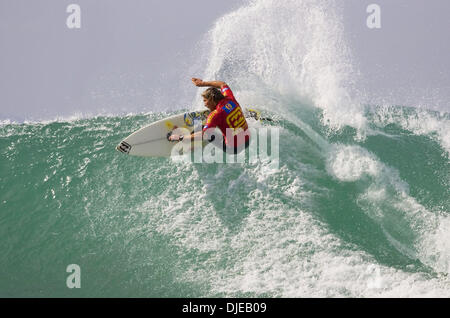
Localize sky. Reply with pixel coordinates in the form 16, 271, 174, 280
0, 0, 449, 121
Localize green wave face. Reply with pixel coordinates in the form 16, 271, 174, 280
0, 104, 449, 297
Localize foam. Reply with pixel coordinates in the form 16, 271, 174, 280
1, 110, 162, 127
0, 119, 16, 126
326, 145, 381, 182
201, 199, 449, 297
372, 105, 450, 156
136, 151, 449, 297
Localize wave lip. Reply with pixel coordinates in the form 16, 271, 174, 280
201, 0, 365, 137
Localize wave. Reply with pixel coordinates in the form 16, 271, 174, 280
1, 102, 449, 297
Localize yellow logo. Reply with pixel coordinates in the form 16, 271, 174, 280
226, 107, 247, 134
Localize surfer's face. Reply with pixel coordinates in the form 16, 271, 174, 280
203, 97, 216, 111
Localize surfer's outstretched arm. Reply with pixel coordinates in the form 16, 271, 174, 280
192, 78, 227, 89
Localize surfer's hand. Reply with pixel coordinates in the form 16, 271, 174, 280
191, 78, 204, 87
168, 134, 183, 142
168, 134, 178, 142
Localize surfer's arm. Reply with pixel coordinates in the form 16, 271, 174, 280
191, 78, 227, 89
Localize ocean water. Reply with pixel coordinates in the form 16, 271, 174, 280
1, 0, 449, 297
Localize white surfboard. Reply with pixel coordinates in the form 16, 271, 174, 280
116, 108, 263, 157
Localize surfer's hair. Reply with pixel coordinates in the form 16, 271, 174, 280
202, 88, 225, 103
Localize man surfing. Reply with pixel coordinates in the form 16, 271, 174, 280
168, 78, 250, 154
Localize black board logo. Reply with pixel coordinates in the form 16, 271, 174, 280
117, 141, 132, 154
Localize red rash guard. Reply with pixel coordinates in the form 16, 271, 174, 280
202, 85, 249, 147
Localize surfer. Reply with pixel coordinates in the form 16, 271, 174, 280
168, 78, 250, 154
